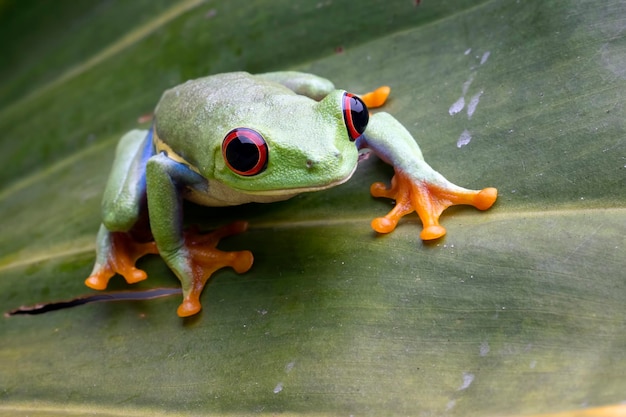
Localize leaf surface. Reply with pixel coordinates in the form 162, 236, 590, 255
1, 1, 625, 416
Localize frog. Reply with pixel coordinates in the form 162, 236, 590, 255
84, 71, 498, 318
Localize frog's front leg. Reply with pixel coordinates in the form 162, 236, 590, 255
359, 112, 497, 240
85, 130, 159, 290
146, 153, 253, 317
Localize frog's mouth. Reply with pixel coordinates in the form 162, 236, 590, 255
242, 162, 357, 197
186, 163, 357, 207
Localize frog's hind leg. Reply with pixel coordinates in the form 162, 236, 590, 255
85, 129, 158, 290
257, 71, 336, 100
359, 86, 391, 109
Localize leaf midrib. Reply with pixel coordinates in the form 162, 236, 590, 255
1, 206, 623, 273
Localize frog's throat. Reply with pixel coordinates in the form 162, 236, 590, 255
152, 129, 357, 197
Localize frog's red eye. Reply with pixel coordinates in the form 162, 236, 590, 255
342, 92, 369, 141
222, 128, 268, 176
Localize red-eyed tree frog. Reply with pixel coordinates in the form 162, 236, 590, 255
85, 71, 498, 317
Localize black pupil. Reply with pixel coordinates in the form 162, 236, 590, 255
226, 136, 260, 173
349, 96, 368, 135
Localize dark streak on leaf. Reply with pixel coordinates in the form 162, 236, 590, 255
5, 288, 181, 316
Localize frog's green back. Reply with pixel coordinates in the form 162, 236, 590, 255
154, 72, 287, 170
153, 72, 359, 194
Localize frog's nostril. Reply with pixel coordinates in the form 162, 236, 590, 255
306, 150, 342, 170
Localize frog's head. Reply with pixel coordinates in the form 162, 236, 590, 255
214, 90, 369, 196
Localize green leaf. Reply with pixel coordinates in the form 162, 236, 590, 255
1, 0, 625, 416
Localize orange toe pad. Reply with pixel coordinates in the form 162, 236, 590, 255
176, 222, 254, 317
360, 86, 391, 109
370, 170, 497, 240
85, 232, 158, 290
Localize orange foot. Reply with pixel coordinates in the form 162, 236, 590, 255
370, 170, 497, 240
85, 232, 158, 290
176, 221, 254, 317
360, 86, 391, 109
